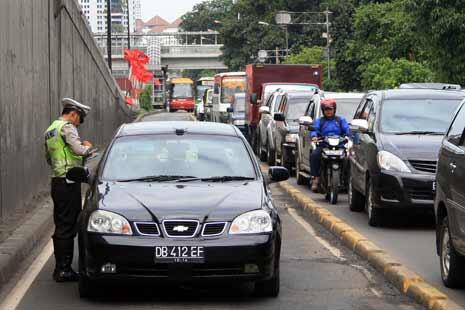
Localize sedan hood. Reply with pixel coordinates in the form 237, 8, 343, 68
379, 133, 443, 160
97, 181, 264, 222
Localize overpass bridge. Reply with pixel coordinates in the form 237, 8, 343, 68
94, 32, 227, 73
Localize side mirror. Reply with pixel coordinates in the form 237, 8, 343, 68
268, 166, 289, 183
227, 107, 234, 113
299, 116, 313, 126
66, 167, 90, 184
251, 93, 258, 105
350, 119, 369, 133
274, 112, 285, 122
259, 106, 270, 114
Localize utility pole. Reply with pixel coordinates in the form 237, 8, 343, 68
127, 0, 131, 50
325, 8, 331, 80
106, 0, 112, 71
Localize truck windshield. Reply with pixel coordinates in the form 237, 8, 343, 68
172, 84, 193, 99
233, 96, 246, 112
380, 99, 462, 134
221, 77, 246, 103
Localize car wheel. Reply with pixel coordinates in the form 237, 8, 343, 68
255, 261, 280, 297
170, 109, 177, 113
296, 155, 307, 185
349, 173, 365, 212
267, 144, 276, 166
366, 179, 381, 227
439, 216, 465, 288
282, 153, 293, 176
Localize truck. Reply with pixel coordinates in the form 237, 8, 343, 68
212, 72, 247, 123
244, 64, 323, 152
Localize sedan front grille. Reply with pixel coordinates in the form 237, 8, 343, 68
409, 160, 437, 174
202, 222, 227, 237
134, 222, 160, 236
408, 189, 434, 201
163, 220, 199, 238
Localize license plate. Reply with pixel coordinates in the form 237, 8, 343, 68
155, 246, 204, 263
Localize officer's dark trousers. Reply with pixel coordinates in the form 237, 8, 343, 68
310, 147, 323, 177
51, 178, 81, 268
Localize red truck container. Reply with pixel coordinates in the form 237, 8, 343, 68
245, 64, 323, 150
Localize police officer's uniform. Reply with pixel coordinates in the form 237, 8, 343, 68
44, 98, 91, 282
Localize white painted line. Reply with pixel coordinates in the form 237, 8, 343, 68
287, 207, 345, 261
0, 240, 53, 310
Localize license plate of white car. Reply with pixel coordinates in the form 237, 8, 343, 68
155, 246, 205, 263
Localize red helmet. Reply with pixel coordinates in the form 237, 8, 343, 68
321, 98, 337, 111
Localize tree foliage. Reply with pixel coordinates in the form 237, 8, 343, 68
139, 84, 153, 111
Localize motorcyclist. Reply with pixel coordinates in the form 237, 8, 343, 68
310, 98, 350, 192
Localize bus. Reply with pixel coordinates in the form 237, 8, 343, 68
212, 72, 247, 123
168, 78, 195, 113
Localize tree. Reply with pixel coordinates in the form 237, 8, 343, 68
408, 0, 465, 84
360, 58, 434, 90
181, 0, 233, 32
139, 84, 153, 111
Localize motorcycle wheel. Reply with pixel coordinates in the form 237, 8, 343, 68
329, 170, 339, 205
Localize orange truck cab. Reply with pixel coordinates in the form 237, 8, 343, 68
168, 78, 195, 112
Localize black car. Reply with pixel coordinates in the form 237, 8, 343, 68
349, 89, 465, 226
434, 99, 465, 288
67, 121, 289, 298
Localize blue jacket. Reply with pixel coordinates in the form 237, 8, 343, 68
310, 116, 350, 138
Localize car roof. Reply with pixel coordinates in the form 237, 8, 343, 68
283, 91, 315, 98
215, 72, 246, 77
323, 92, 365, 99
372, 89, 465, 100
263, 82, 318, 87
399, 83, 462, 90
117, 121, 240, 137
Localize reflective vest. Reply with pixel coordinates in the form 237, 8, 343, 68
44, 120, 83, 177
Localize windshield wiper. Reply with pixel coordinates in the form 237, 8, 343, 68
199, 176, 256, 182
394, 131, 444, 135
117, 175, 197, 182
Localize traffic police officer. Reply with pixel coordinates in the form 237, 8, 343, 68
44, 98, 92, 282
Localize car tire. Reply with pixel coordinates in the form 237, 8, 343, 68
439, 216, 465, 288
267, 144, 276, 166
255, 261, 280, 297
366, 179, 381, 227
170, 109, 177, 113
296, 155, 307, 185
282, 154, 293, 176
349, 173, 365, 212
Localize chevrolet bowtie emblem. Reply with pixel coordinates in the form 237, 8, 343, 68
173, 225, 189, 232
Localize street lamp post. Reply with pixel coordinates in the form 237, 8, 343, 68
127, 0, 131, 50
106, 0, 112, 71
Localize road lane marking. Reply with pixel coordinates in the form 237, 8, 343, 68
0, 240, 53, 310
287, 207, 345, 261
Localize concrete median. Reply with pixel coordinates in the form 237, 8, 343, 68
278, 180, 462, 310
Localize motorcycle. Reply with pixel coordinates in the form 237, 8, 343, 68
314, 136, 348, 204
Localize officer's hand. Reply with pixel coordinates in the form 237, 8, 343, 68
83, 141, 93, 148
312, 137, 319, 143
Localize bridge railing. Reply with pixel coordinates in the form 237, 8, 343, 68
161, 45, 223, 57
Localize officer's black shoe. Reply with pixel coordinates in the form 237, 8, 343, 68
53, 267, 79, 282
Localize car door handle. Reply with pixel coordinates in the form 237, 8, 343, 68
450, 162, 457, 172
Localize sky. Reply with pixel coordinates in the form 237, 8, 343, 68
139, 0, 204, 23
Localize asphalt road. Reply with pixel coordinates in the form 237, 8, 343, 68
285, 176, 465, 307
5, 112, 419, 309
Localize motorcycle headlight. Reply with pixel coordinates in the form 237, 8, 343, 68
229, 210, 272, 234
328, 137, 340, 146
87, 210, 133, 235
377, 151, 411, 173
285, 134, 298, 143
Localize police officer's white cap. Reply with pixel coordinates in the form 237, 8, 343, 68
61, 98, 91, 117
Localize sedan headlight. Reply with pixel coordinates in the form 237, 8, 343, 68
285, 134, 298, 143
229, 210, 272, 234
87, 210, 133, 235
377, 151, 411, 173
233, 119, 245, 126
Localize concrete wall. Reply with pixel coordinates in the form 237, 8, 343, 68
0, 0, 134, 221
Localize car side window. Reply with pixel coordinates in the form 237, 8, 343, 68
279, 98, 288, 113
359, 99, 374, 120
305, 102, 313, 117
266, 94, 274, 108
354, 97, 368, 119
367, 100, 377, 130
447, 104, 465, 146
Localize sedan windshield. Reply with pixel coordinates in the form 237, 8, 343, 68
335, 98, 362, 121
102, 135, 256, 182
287, 99, 311, 120
264, 84, 317, 103
380, 99, 462, 134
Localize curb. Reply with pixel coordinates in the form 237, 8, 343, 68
0, 202, 53, 292
278, 181, 462, 310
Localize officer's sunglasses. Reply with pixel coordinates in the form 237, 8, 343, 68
323, 107, 335, 111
